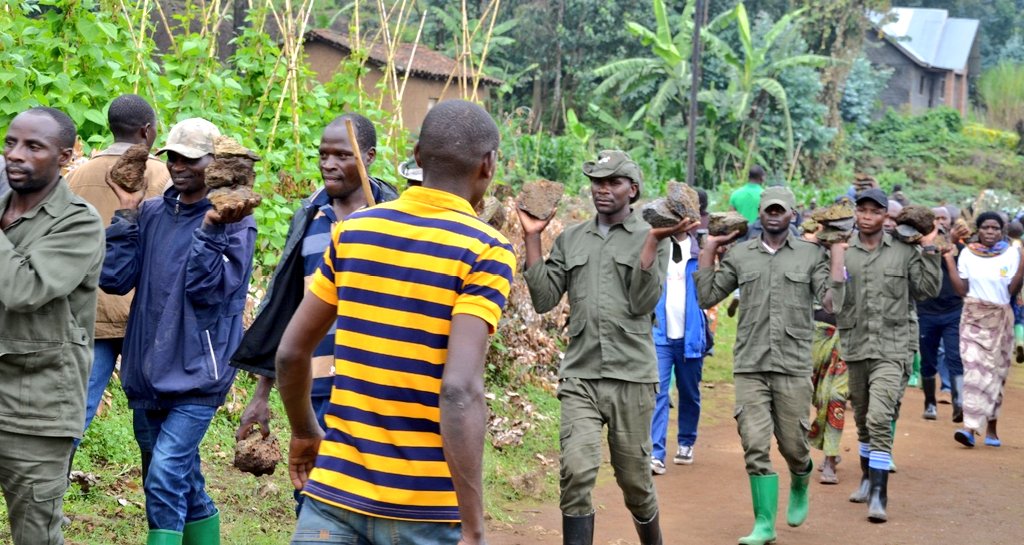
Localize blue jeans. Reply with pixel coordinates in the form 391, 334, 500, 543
133, 405, 218, 531
292, 496, 461, 544
75, 338, 123, 448
650, 338, 704, 461
919, 310, 964, 379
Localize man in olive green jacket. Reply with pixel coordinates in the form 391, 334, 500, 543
520, 150, 693, 545
838, 189, 941, 524
694, 187, 846, 545
0, 107, 105, 545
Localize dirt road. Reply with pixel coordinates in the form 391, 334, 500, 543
489, 370, 1024, 545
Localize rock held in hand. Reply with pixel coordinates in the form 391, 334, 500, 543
233, 433, 282, 477
107, 143, 150, 193
708, 211, 748, 238
208, 185, 262, 215
896, 205, 936, 237
816, 226, 852, 244
642, 198, 682, 228
811, 201, 854, 223
893, 223, 923, 244
665, 181, 701, 223
518, 180, 564, 220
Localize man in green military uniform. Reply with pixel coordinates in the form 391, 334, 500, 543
694, 187, 846, 545
838, 188, 941, 523
519, 150, 693, 545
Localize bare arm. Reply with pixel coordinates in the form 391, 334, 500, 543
276, 291, 336, 490
440, 314, 491, 545
945, 253, 968, 298
236, 374, 274, 440
1010, 248, 1024, 298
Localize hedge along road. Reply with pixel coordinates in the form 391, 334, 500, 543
488, 369, 1024, 545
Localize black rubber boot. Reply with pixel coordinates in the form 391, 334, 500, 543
562, 512, 594, 545
951, 374, 964, 423
633, 511, 663, 545
922, 376, 937, 420
848, 455, 870, 503
867, 468, 889, 523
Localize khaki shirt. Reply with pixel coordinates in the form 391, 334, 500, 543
67, 143, 169, 338
523, 210, 667, 383
0, 180, 105, 438
837, 233, 941, 362
694, 234, 840, 376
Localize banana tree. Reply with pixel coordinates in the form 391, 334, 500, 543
704, 3, 829, 173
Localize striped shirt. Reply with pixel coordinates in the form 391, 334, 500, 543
305, 186, 515, 522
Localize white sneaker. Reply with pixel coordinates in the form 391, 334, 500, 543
650, 457, 667, 475
673, 445, 694, 465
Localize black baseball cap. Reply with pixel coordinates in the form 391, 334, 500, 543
855, 188, 888, 209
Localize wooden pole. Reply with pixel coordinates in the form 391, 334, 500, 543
685, 0, 706, 187
345, 119, 376, 208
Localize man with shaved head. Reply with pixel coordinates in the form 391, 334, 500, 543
1, 107, 104, 544
231, 112, 397, 514
278, 100, 514, 544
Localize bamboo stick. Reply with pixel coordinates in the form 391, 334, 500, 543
345, 119, 376, 208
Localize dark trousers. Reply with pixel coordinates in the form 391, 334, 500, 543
919, 309, 964, 378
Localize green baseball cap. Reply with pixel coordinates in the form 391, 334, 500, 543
759, 186, 796, 213
582, 150, 643, 203
156, 118, 221, 159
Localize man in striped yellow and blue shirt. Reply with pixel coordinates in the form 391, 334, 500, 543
277, 100, 514, 545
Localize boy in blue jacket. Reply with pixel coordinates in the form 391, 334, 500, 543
649, 227, 708, 474
101, 118, 258, 545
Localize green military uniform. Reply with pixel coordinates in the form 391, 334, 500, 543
694, 187, 843, 544
838, 233, 940, 456
694, 232, 840, 475
524, 150, 669, 542
0, 180, 104, 545
524, 208, 667, 521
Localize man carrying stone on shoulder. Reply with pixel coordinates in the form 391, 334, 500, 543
694, 186, 846, 545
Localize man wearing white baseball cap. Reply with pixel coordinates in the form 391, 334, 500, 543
101, 117, 258, 545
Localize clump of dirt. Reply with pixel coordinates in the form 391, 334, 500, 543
208, 185, 262, 213
708, 211, 748, 237
813, 202, 856, 245
897, 205, 936, 236
665, 181, 701, 223
811, 201, 854, 223
233, 433, 282, 477
107, 143, 150, 192
204, 136, 262, 214
518, 180, 565, 220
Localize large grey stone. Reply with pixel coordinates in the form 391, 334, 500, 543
708, 211, 748, 237
665, 181, 701, 223
642, 198, 682, 228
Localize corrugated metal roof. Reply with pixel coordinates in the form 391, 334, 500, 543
869, 7, 979, 73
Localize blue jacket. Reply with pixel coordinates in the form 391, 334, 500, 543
652, 237, 709, 358
101, 188, 257, 409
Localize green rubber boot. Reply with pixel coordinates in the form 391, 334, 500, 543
738, 474, 778, 545
786, 462, 811, 527
907, 353, 921, 388
183, 512, 220, 545
146, 529, 183, 545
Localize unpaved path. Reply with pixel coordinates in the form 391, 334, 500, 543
489, 370, 1024, 545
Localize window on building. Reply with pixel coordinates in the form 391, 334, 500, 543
427, 97, 438, 110
919, 75, 926, 95
939, 76, 946, 98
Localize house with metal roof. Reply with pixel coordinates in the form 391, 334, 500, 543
865, 7, 980, 115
